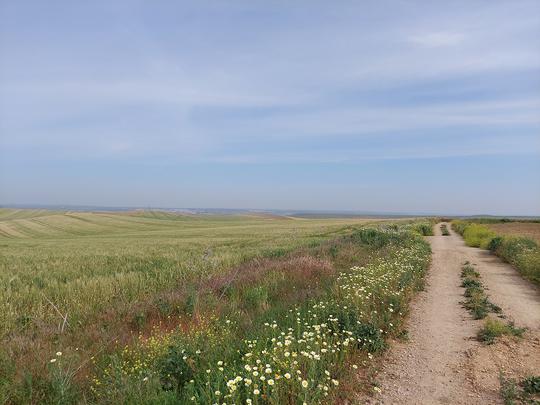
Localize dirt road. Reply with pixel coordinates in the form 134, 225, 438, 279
365, 222, 540, 405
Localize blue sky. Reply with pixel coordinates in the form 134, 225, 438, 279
1, 1, 539, 215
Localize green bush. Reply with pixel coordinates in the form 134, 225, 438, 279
451, 220, 468, 235
487, 236, 503, 252
413, 222, 434, 236
462, 224, 497, 248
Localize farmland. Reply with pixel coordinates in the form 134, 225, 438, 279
0, 208, 434, 404
485, 222, 540, 244
0, 209, 369, 337
3, 210, 540, 405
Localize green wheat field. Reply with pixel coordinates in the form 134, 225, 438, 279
0, 209, 437, 404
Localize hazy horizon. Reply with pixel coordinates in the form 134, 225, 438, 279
1, 1, 539, 215
1, 203, 539, 218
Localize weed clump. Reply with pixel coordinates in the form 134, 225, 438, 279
440, 224, 450, 236
522, 376, 540, 394
477, 318, 525, 344
500, 374, 540, 404
460, 264, 501, 319
413, 222, 434, 236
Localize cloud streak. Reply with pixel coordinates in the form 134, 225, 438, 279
409, 32, 465, 47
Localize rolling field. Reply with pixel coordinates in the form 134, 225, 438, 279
0, 208, 435, 404
1, 209, 372, 339
0, 209, 435, 404
0, 209, 370, 335
486, 222, 540, 244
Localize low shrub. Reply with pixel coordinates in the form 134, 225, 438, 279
487, 236, 503, 252
497, 237, 537, 261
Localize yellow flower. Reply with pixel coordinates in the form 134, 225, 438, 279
301, 380, 308, 388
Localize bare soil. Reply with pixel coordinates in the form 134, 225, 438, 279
487, 222, 540, 244
362, 223, 540, 405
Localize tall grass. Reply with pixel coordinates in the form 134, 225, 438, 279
0, 211, 379, 404
0, 210, 432, 403
412, 221, 435, 236
89, 224, 430, 404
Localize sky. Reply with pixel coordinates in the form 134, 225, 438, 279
1, 1, 539, 215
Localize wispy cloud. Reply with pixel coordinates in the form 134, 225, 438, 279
409, 31, 465, 47
1, 0, 539, 213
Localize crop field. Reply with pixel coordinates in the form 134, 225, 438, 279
0, 208, 434, 404
485, 222, 540, 244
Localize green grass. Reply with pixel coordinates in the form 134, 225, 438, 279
0, 211, 372, 338
440, 224, 450, 236
477, 318, 525, 345
460, 264, 501, 319
0, 209, 433, 404
413, 221, 435, 236
452, 220, 540, 285
0, 210, 377, 402
500, 375, 540, 405
463, 223, 497, 248
88, 224, 431, 404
